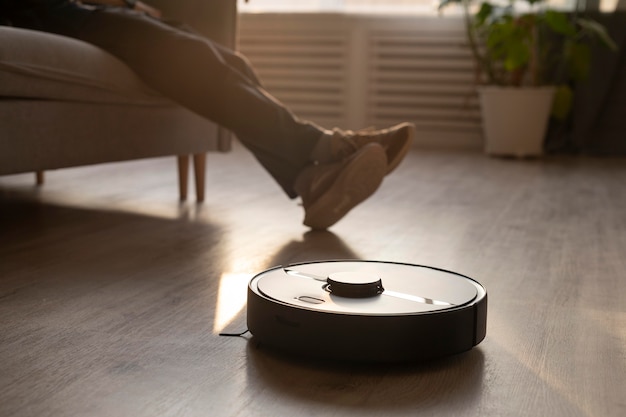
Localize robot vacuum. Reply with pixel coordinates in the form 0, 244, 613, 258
247, 260, 487, 362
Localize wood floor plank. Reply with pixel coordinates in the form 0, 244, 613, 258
1, 144, 625, 417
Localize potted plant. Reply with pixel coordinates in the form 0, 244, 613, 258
439, 0, 617, 156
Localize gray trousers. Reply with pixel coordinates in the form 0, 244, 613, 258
31, 5, 325, 198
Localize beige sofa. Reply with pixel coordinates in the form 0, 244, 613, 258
0, 1, 236, 201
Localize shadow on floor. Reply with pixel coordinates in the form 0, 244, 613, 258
245, 341, 485, 411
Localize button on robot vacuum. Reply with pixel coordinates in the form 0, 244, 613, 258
297, 296, 325, 304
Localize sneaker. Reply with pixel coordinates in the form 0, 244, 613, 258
328, 122, 415, 174
294, 143, 387, 230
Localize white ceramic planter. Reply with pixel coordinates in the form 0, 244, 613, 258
478, 86, 556, 157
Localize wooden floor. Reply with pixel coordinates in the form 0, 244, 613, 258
1, 143, 625, 417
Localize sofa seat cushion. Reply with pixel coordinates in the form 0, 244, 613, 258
0, 25, 168, 105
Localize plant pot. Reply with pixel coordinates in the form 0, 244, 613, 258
478, 86, 556, 157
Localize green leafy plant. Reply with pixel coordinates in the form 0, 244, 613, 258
439, 0, 617, 118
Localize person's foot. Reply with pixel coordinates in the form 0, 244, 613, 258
294, 143, 387, 230
325, 122, 415, 174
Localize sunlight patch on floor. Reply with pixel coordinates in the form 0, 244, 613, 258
213, 272, 254, 334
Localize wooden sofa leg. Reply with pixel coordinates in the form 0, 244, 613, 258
35, 171, 44, 185
177, 155, 189, 201
193, 153, 206, 203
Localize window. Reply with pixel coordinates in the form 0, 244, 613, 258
238, 0, 451, 14
238, 0, 622, 14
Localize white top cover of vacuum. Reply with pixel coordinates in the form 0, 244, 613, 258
258, 261, 478, 314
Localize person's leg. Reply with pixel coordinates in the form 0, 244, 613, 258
160, 18, 265, 88
73, 8, 324, 197
30, 5, 414, 228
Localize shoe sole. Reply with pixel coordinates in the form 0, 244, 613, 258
303, 144, 387, 230
386, 122, 415, 175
